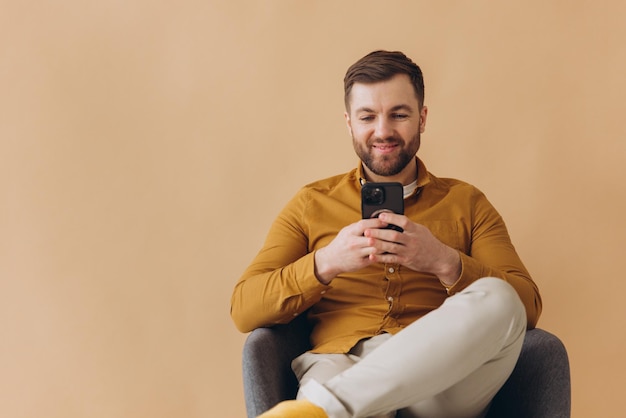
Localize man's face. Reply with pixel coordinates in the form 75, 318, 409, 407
345, 74, 427, 183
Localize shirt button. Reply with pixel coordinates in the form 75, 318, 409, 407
387, 296, 393, 302
320, 290, 326, 295
388, 267, 395, 273
292, 313, 298, 317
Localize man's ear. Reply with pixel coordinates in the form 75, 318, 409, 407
419, 106, 428, 133
344, 112, 353, 136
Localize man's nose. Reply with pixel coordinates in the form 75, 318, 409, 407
374, 118, 393, 138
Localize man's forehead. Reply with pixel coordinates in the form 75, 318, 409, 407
351, 74, 412, 91
348, 76, 420, 111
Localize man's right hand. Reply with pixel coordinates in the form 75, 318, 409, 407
313, 218, 388, 284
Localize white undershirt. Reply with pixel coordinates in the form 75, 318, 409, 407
403, 179, 419, 198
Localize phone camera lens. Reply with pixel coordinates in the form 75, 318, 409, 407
365, 187, 385, 205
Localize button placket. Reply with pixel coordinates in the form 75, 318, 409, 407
384, 263, 401, 312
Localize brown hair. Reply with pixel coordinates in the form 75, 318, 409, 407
343, 50, 425, 110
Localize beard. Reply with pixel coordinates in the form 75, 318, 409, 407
353, 132, 421, 177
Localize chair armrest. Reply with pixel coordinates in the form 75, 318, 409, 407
242, 314, 312, 417
487, 328, 571, 418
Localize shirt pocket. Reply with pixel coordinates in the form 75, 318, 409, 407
422, 220, 464, 252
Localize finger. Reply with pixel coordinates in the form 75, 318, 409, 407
369, 251, 399, 264
378, 212, 409, 230
364, 227, 405, 245
350, 235, 385, 255
365, 234, 402, 255
356, 218, 388, 234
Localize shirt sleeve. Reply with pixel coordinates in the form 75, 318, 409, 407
230, 188, 330, 333
445, 188, 543, 329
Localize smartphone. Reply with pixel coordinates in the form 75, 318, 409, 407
361, 182, 404, 232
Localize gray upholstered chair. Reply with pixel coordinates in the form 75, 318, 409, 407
242, 313, 571, 418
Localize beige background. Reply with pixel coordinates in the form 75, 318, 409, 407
2, 1, 624, 417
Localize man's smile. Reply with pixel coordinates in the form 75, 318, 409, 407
372, 143, 399, 154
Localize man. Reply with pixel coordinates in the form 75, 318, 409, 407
231, 50, 542, 418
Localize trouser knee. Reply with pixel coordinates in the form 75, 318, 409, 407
453, 277, 526, 331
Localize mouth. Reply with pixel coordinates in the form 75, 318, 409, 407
372, 143, 399, 154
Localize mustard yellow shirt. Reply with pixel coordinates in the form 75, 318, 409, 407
231, 158, 542, 353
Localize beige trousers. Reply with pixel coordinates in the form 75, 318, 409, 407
292, 277, 527, 418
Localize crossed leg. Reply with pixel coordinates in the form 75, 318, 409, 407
291, 278, 527, 418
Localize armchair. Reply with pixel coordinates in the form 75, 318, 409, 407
242, 314, 571, 418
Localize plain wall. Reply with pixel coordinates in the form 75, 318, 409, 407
2, 1, 624, 417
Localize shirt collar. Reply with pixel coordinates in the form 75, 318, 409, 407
357, 157, 431, 198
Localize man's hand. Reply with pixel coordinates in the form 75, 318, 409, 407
364, 212, 462, 287
314, 218, 387, 284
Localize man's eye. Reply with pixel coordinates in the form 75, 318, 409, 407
392, 114, 408, 119
359, 116, 375, 122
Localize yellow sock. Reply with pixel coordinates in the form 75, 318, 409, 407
257, 399, 328, 417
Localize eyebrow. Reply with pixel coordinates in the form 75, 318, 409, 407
354, 104, 415, 114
